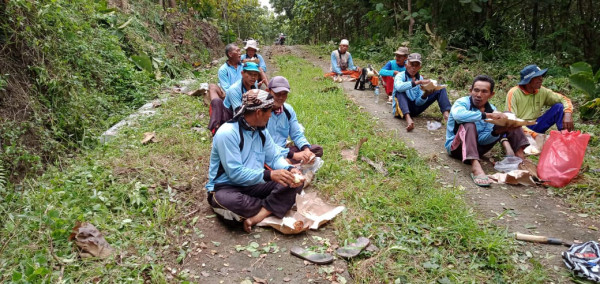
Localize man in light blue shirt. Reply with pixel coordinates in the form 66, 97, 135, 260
266, 76, 323, 164
223, 62, 260, 113
445, 75, 528, 187
380, 46, 409, 101
324, 39, 360, 82
392, 53, 451, 132
241, 40, 268, 87
207, 90, 304, 232
207, 44, 243, 134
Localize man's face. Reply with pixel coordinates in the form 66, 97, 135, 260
242, 70, 259, 85
395, 54, 408, 66
228, 46, 241, 63
470, 81, 494, 108
255, 108, 272, 127
406, 61, 422, 76
270, 90, 288, 109
339, 44, 348, 53
246, 47, 257, 57
526, 76, 543, 91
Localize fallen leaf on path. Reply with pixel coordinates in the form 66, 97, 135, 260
141, 132, 157, 144
68, 222, 113, 259
589, 225, 598, 231
152, 101, 162, 108
253, 276, 268, 283
283, 277, 291, 282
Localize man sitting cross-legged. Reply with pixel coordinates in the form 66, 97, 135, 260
392, 53, 451, 132
265, 76, 323, 164
206, 90, 304, 233
445, 75, 529, 187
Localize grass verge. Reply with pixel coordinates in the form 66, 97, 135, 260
274, 54, 548, 282
0, 88, 212, 282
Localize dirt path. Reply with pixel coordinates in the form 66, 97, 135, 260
181, 46, 350, 284
284, 45, 600, 280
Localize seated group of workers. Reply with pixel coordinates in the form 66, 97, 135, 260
329, 40, 575, 187
205, 41, 323, 232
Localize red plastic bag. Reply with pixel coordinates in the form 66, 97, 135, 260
537, 130, 590, 187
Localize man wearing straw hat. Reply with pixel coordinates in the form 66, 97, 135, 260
379, 46, 409, 103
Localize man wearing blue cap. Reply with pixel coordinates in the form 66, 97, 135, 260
506, 64, 574, 137
206, 90, 304, 233
266, 76, 323, 164
223, 62, 260, 113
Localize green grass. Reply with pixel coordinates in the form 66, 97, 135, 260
274, 55, 548, 282
0, 89, 212, 282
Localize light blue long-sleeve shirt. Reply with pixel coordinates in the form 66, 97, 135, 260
218, 62, 243, 91
206, 122, 291, 192
393, 71, 428, 105
241, 54, 267, 72
330, 50, 357, 75
223, 80, 257, 111
379, 60, 406, 77
266, 103, 310, 157
445, 96, 500, 154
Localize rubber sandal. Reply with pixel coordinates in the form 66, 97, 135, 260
290, 246, 334, 265
336, 237, 370, 258
470, 173, 491, 187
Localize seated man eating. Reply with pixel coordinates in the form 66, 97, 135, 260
392, 53, 451, 132
266, 76, 323, 164
506, 64, 575, 138
206, 90, 304, 233
445, 75, 529, 187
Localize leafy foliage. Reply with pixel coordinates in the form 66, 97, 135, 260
569, 62, 600, 120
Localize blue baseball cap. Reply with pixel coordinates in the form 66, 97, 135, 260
519, 64, 548, 85
242, 62, 260, 72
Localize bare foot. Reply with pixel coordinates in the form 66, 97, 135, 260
243, 207, 272, 233
243, 219, 253, 233
443, 111, 450, 122
405, 118, 415, 132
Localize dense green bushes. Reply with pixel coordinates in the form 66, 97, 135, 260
0, 0, 215, 183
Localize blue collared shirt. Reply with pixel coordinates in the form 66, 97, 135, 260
266, 103, 310, 157
218, 62, 243, 91
206, 122, 291, 192
445, 96, 500, 153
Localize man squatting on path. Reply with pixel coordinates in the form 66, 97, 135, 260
206, 90, 304, 233
445, 75, 529, 187
392, 53, 451, 132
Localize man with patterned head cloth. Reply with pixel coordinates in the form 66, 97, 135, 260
206, 90, 305, 233
506, 64, 574, 138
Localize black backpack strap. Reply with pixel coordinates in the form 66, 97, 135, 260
283, 106, 291, 121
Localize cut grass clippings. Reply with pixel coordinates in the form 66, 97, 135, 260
273, 54, 548, 282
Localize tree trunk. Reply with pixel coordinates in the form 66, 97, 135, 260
408, 0, 414, 36
531, 2, 538, 49
169, 0, 176, 8
158, 0, 164, 10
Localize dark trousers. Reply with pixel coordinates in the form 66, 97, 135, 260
527, 103, 564, 134
287, 145, 324, 164
449, 123, 529, 163
208, 182, 303, 219
207, 98, 233, 135
395, 88, 452, 117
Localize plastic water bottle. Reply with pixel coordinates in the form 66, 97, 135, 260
374, 86, 380, 104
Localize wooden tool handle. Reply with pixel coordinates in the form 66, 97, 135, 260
515, 233, 548, 243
